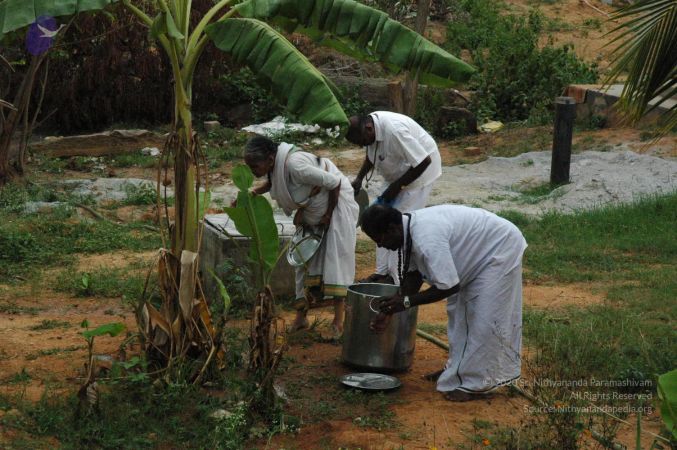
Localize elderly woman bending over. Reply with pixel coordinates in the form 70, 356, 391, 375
243, 135, 359, 334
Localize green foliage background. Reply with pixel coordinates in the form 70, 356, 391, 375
445, 0, 598, 125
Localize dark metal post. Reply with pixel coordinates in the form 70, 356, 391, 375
550, 96, 576, 185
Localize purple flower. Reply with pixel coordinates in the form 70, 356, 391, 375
26, 16, 58, 56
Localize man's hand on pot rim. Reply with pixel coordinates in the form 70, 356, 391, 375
377, 294, 405, 314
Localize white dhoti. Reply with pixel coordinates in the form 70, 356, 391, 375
269, 144, 358, 302
376, 184, 433, 283
293, 177, 358, 300
436, 263, 523, 393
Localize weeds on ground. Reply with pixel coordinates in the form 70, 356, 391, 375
1, 381, 249, 449
105, 152, 159, 169
201, 127, 248, 168
0, 328, 265, 449
54, 267, 149, 301
0, 184, 161, 282
122, 183, 163, 206
514, 181, 564, 204
25, 345, 85, 360
29, 320, 71, 331
0, 301, 42, 315
282, 361, 401, 432
492, 194, 677, 447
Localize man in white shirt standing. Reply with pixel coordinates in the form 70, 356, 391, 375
361, 203, 527, 401
346, 111, 442, 284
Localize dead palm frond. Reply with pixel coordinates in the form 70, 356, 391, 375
604, 0, 676, 134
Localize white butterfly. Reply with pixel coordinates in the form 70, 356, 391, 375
37, 23, 66, 38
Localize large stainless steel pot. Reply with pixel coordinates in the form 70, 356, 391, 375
342, 283, 418, 373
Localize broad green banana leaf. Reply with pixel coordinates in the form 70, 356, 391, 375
82, 322, 125, 339
0, 0, 118, 36
233, 0, 476, 87
223, 165, 279, 275
206, 18, 348, 128
658, 369, 677, 439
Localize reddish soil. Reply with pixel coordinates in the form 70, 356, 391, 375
1, 245, 664, 448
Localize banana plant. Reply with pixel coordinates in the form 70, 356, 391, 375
223, 164, 284, 401
0, 0, 474, 384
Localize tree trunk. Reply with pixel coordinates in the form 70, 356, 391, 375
403, 0, 431, 116
0, 54, 47, 185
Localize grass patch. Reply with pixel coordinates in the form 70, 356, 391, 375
6, 368, 31, 385
26, 345, 85, 361
355, 239, 376, 254
105, 152, 159, 169
121, 183, 170, 206
54, 266, 149, 300
1, 329, 265, 449
514, 181, 563, 204
29, 320, 71, 331
503, 193, 677, 283
200, 127, 248, 169
500, 193, 677, 388
0, 192, 161, 282
0, 301, 42, 315
1, 382, 250, 450
282, 364, 401, 432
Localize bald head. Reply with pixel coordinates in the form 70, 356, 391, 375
361, 204, 404, 250
345, 114, 375, 146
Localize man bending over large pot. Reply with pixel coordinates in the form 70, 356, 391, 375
360, 204, 527, 401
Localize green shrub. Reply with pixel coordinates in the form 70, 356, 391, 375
218, 68, 283, 125
0, 208, 160, 282
446, 1, 598, 124
340, 85, 372, 117
122, 183, 158, 206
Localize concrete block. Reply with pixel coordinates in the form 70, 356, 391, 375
199, 214, 297, 303
204, 121, 221, 133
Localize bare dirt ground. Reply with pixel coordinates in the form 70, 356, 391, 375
0, 242, 664, 449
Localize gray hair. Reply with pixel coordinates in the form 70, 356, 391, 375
244, 135, 278, 162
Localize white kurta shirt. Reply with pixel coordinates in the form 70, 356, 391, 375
404, 205, 527, 289
286, 152, 341, 204
366, 111, 442, 190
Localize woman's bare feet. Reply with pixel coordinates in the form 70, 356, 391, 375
290, 311, 310, 331
422, 369, 444, 382
443, 390, 495, 402
332, 298, 345, 336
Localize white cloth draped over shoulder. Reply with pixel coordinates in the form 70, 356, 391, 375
404, 205, 527, 393
269, 143, 358, 299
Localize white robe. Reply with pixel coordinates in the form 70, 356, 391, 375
365, 112, 441, 281
403, 205, 527, 393
269, 144, 358, 300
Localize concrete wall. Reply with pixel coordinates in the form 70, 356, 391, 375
565, 84, 674, 128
